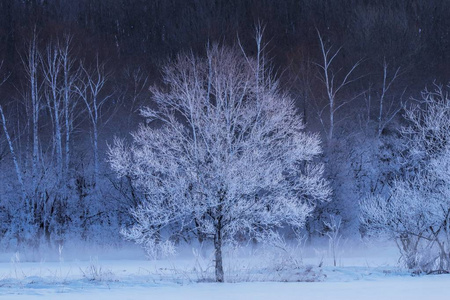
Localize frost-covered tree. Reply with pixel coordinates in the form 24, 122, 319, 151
109, 45, 330, 282
361, 84, 450, 273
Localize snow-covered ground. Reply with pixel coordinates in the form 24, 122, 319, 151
3, 276, 450, 300
1, 242, 449, 299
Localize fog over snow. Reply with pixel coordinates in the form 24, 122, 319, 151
1, 242, 450, 299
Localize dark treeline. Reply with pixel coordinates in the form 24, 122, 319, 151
0, 0, 449, 250
1, 0, 449, 79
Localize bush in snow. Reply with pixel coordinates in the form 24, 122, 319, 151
361, 84, 450, 273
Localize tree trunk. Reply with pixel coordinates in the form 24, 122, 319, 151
64, 96, 70, 179
93, 122, 99, 188
0, 106, 27, 203
328, 97, 334, 142
54, 104, 63, 177
214, 223, 224, 282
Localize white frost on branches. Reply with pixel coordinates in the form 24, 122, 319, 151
109, 45, 330, 281
361, 84, 450, 273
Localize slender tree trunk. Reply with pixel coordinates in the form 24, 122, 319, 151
329, 97, 334, 141
27, 32, 40, 201
54, 103, 63, 177
93, 122, 99, 187
32, 70, 39, 195
64, 91, 70, 178
61, 36, 76, 180
214, 219, 224, 282
0, 106, 27, 204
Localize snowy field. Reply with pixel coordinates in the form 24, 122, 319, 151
2, 276, 450, 300
1, 242, 450, 299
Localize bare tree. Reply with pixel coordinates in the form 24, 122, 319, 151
360, 61, 403, 136
123, 66, 148, 118
21, 30, 43, 195
59, 35, 80, 178
316, 31, 362, 142
42, 40, 64, 177
109, 45, 330, 282
376, 61, 403, 137
76, 56, 111, 187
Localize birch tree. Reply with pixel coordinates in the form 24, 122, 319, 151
109, 45, 330, 282
21, 31, 43, 196
39, 36, 81, 243
316, 31, 362, 142
42, 40, 64, 177
59, 35, 80, 178
76, 56, 111, 187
